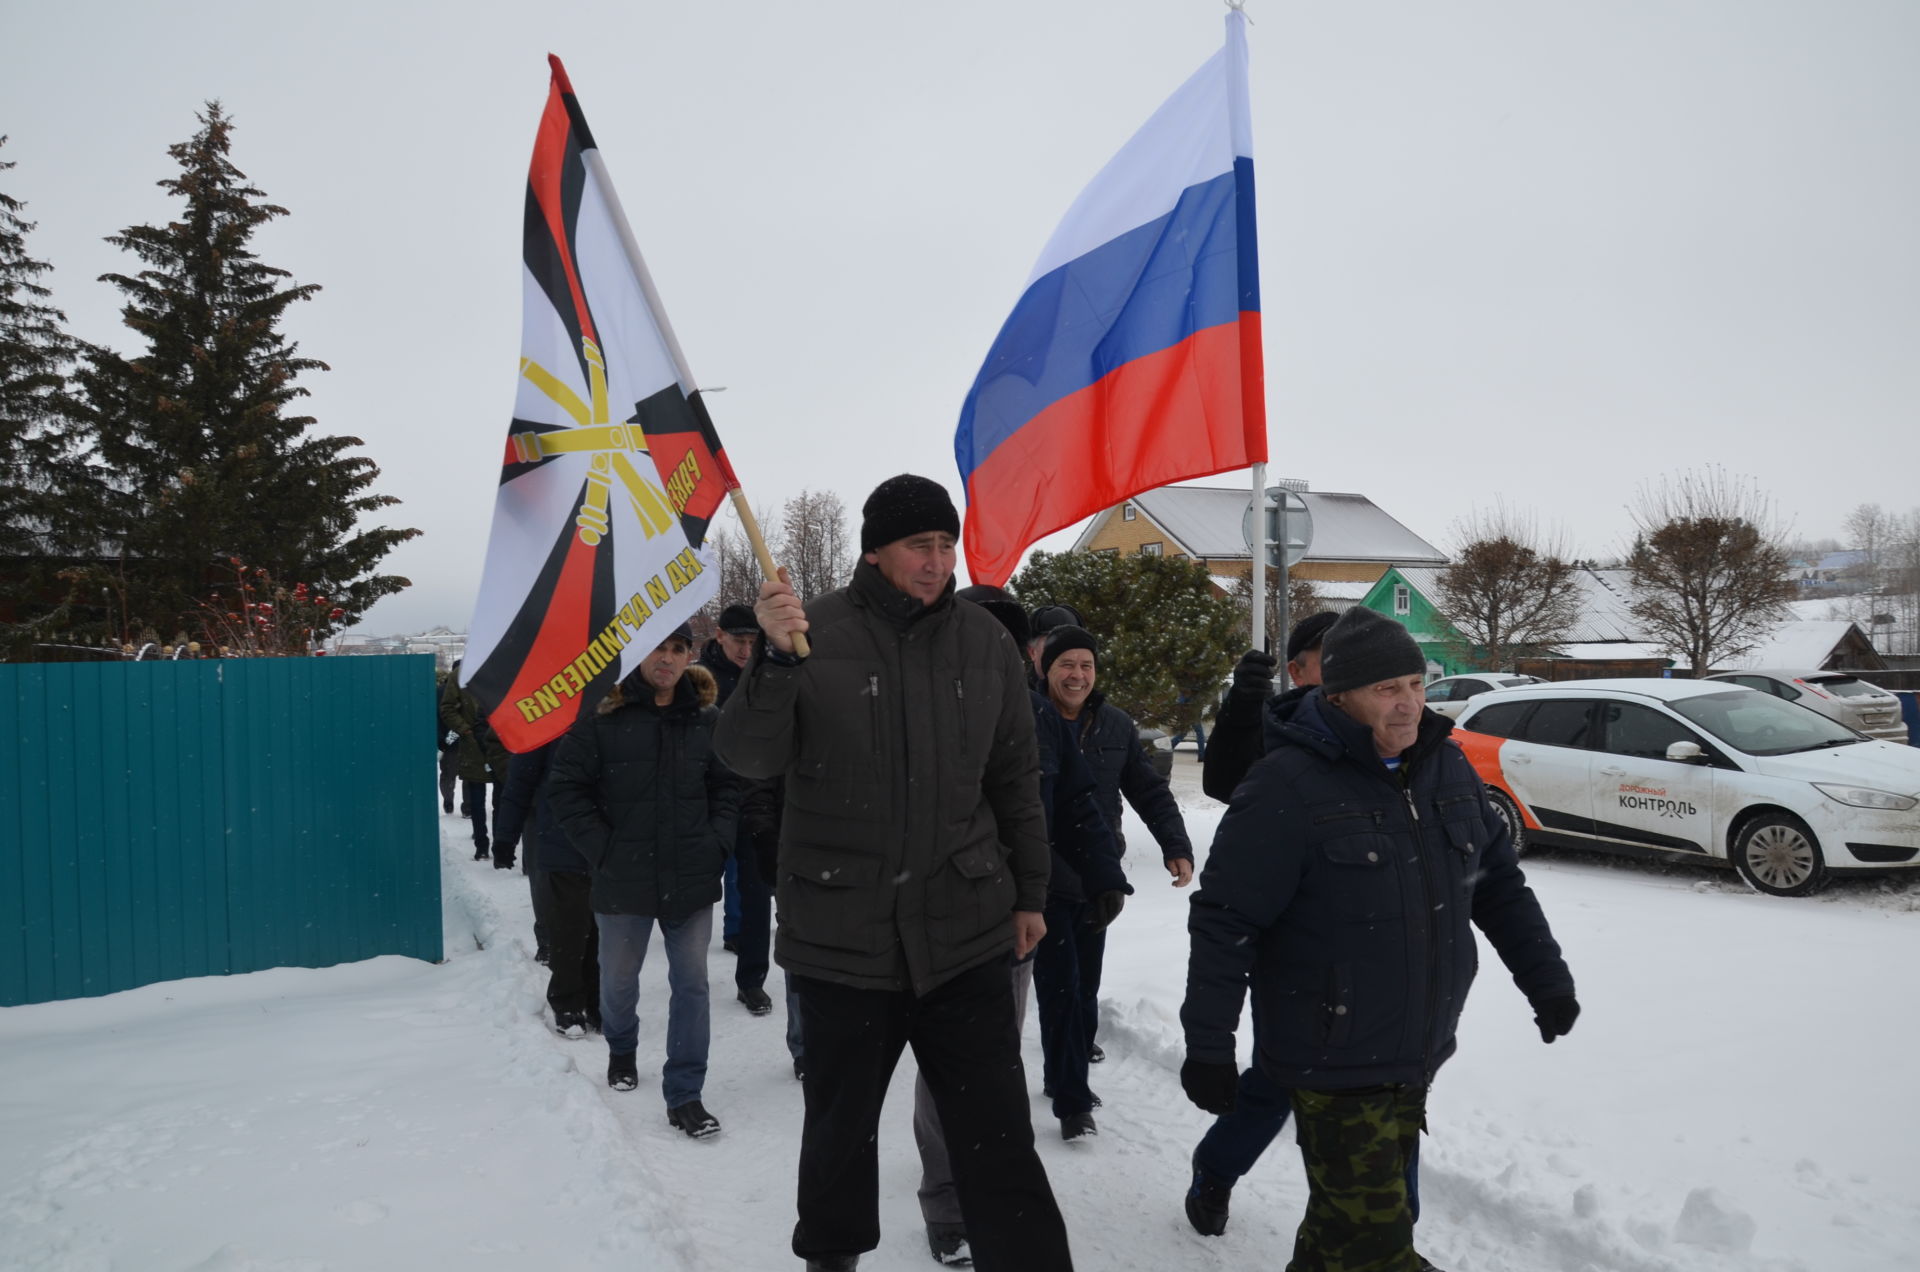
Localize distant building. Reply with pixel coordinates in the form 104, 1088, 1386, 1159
1070, 482, 1447, 592
331, 627, 465, 671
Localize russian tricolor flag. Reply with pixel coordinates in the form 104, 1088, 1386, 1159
955, 10, 1265, 587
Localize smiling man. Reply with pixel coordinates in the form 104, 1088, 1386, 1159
1180, 606, 1579, 1272
714, 474, 1070, 1272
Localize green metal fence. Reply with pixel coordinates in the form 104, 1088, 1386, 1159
1, 655, 443, 1007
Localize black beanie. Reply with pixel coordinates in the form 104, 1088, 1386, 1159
955, 584, 1030, 646
1285, 610, 1340, 663
1028, 603, 1085, 642
1040, 624, 1099, 678
861, 474, 960, 552
1318, 607, 1425, 696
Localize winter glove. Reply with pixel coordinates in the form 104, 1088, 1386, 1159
1180, 1058, 1240, 1115
1088, 889, 1127, 931
1227, 649, 1278, 702
1530, 994, 1580, 1043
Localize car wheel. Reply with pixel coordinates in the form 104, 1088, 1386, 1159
1486, 788, 1529, 857
1730, 813, 1828, 897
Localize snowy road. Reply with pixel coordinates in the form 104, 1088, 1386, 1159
4, 758, 1918, 1270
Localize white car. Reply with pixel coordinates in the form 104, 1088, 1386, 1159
1421, 672, 1544, 719
1704, 668, 1908, 744
1453, 678, 1920, 897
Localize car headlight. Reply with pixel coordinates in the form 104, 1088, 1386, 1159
1813, 783, 1919, 811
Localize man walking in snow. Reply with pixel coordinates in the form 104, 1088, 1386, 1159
700, 602, 780, 1018
547, 623, 739, 1140
1181, 607, 1578, 1271
715, 474, 1072, 1272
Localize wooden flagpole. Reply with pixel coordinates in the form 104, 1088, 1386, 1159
582, 147, 810, 658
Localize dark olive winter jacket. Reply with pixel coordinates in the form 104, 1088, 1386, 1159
1183, 688, 1574, 1089
1068, 690, 1193, 865
440, 675, 510, 784
713, 560, 1050, 996
547, 666, 740, 921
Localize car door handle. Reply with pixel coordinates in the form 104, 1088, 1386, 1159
1599, 766, 1626, 777
1508, 754, 1531, 765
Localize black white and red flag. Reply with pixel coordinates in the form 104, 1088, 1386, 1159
461, 56, 731, 751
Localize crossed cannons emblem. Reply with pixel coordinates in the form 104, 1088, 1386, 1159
510, 338, 678, 547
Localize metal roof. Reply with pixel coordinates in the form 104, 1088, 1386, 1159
1392, 565, 1646, 645
1077, 484, 1446, 564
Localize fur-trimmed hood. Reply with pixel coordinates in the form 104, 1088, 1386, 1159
596, 662, 719, 715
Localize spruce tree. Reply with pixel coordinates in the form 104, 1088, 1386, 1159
0, 135, 92, 656
73, 103, 416, 642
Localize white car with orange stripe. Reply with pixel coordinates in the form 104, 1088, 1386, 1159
1451, 679, 1920, 896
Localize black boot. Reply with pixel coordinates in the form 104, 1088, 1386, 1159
607, 1051, 638, 1092
1185, 1150, 1232, 1236
737, 986, 773, 1016
667, 1099, 721, 1139
926, 1222, 972, 1266
1060, 1111, 1097, 1140
804, 1259, 858, 1271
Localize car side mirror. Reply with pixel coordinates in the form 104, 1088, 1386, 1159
1665, 741, 1706, 764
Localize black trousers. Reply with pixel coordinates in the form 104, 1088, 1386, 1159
463, 780, 491, 847
1034, 897, 1098, 1118
544, 870, 599, 1017
790, 957, 1072, 1271
733, 840, 773, 992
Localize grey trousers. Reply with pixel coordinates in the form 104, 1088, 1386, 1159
914, 956, 1035, 1226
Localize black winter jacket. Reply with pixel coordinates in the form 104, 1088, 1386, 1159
1200, 683, 1307, 803
699, 639, 744, 704
713, 560, 1050, 996
1032, 691, 1128, 903
1068, 690, 1193, 863
1183, 689, 1574, 1089
547, 667, 740, 920
494, 740, 588, 875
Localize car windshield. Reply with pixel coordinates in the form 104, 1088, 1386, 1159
1669, 689, 1865, 756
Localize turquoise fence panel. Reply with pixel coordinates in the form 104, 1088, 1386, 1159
0, 656, 443, 1007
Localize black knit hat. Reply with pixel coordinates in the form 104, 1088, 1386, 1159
955, 584, 1030, 646
716, 603, 760, 636
1028, 603, 1085, 641
1318, 607, 1425, 696
1040, 625, 1099, 678
860, 474, 960, 552
1285, 610, 1340, 663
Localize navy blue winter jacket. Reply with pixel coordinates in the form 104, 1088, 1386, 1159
1069, 690, 1193, 864
1031, 690, 1129, 903
1183, 689, 1573, 1089
493, 740, 587, 875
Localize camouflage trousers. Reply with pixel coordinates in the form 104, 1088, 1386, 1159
1285, 1083, 1427, 1272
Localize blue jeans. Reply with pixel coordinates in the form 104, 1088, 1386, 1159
596, 907, 713, 1108
785, 971, 804, 1063
1170, 720, 1207, 758
1194, 1063, 1422, 1222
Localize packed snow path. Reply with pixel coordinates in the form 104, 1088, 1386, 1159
4, 756, 1918, 1270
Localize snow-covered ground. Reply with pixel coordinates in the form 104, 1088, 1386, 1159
5, 752, 1919, 1271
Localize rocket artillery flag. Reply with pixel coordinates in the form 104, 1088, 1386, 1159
461, 56, 729, 752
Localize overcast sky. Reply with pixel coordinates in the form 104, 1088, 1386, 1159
6, 0, 1916, 635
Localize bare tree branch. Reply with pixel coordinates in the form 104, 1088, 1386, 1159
1626, 468, 1797, 675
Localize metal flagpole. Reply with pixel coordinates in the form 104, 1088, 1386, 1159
1250, 462, 1267, 654
581, 148, 810, 657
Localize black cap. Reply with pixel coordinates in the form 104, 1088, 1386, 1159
1040, 625, 1098, 678
956, 584, 1030, 646
666, 621, 695, 646
1028, 603, 1085, 641
717, 603, 760, 636
1318, 607, 1425, 696
860, 474, 960, 552
1285, 610, 1340, 663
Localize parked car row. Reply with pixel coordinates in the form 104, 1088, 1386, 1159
1449, 679, 1920, 898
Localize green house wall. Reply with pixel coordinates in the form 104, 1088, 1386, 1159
1357, 568, 1473, 679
